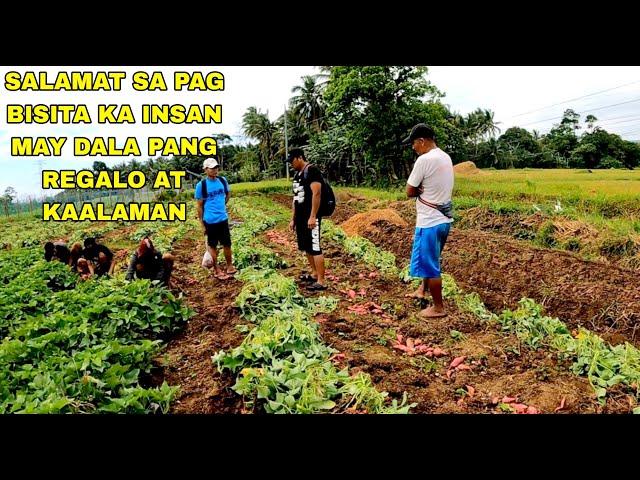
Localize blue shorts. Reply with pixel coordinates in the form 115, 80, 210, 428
410, 223, 451, 279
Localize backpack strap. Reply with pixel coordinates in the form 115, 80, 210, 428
200, 177, 228, 205
303, 164, 322, 184
200, 179, 208, 206
302, 164, 312, 181
219, 176, 229, 195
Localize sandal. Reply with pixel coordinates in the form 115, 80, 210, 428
299, 273, 317, 283
307, 282, 328, 291
214, 272, 230, 280
226, 267, 238, 275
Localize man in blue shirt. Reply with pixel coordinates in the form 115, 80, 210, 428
195, 157, 236, 280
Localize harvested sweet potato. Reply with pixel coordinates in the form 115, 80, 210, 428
554, 396, 566, 413
512, 403, 528, 414
432, 347, 447, 357
450, 356, 466, 369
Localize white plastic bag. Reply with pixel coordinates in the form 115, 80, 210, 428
202, 250, 214, 269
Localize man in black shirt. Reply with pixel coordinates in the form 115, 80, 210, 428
287, 148, 327, 291
82, 238, 114, 277
44, 241, 71, 265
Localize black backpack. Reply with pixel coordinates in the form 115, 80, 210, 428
303, 165, 336, 217
200, 176, 229, 206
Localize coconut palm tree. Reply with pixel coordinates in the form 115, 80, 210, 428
481, 109, 501, 139
242, 106, 279, 172
290, 75, 327, 133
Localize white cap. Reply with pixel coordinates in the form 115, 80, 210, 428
203, 158, 219, 169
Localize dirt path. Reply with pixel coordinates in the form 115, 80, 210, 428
152, 237, 245, 413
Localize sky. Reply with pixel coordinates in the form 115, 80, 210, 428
1, 65, 639, 199
428, 66, 640, 137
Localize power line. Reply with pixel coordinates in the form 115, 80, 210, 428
594, 115, 640, 125
616, 126, 640, 137
592, 112, 640, 123
507, 79, 640, 119
601, 122, 640, 135
606, 112, 640, 121
518, 97, 640, 127
597, 117, 640, 127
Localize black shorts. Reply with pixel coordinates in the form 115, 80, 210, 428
205, 220, 231, 248
295, 217, 322, 256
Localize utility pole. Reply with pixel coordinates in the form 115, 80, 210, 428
284, 105, 290, 180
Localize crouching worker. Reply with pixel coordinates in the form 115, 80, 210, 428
44, 241, 71, 264
76, 258, 95, 281
69, 242, 84, 269
83, 238, 115, 277
125, 237, 174, 287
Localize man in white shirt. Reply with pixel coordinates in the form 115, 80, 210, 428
404, 123, 454, 318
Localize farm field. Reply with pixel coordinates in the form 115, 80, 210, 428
1, 168, 639, 414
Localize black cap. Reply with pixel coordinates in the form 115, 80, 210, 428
402, 123, 435, 145
286, 148, 305, 163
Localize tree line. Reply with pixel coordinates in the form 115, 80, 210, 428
95, 66, 639, 187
